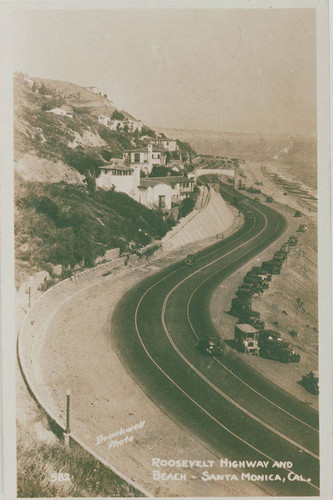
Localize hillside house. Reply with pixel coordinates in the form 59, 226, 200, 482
123, 144, 167, 174
46, 105, 73, 118
96, 160, 140, 197
127, 120, 143, 133
138, 179, 173, 209
95, 160, 172, 209
152, 138, 179, 152
96, 160, 195, 211
107, 119, 143, 133
150, 176, 195, 204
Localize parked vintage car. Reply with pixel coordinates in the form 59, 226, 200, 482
288, 235, 298, 246
297, 224, 308, 233
234, 324, 260, 355
260, 339, 300, 363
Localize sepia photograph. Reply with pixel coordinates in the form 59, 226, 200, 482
0, 1, 332, 499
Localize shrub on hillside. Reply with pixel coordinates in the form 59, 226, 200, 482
62, 149, 102, 176
141, 127, 156, 138
111, 110, 125, 120
72, 106, 91, 114
98, 127, 132, 150
101, 150, 113, 161
149, 165, 178, 177
178, 196, 196, 218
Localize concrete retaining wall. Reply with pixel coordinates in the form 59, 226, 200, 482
17, 256, 152, 497
162, 188, 235, 251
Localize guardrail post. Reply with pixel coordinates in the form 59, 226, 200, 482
64, 388, 71, 446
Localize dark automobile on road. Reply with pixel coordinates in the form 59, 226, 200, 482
245, 211, 255, 220
185, 254, 195, 266
197, 338, 223, 355
260, 340, 300, 363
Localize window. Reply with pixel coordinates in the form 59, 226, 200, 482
134, 153, 140, 162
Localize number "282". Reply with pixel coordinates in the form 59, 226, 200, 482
50, 472, 71, 482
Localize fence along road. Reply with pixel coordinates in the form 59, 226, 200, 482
111, 185, 319, 496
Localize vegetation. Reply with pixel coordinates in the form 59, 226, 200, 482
178, 186, 200, 218
111, 110, 125, 120
178, 196, 196, 218
149, 165, 180, 177
98, 127, 132, 150
15, 179, 171, 276
14, 73, 198, 282
141, 127, 156, 138
14, 73, 196, 174
17, 421, 142, 498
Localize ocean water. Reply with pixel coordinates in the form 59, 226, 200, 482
156, 127, 317, 191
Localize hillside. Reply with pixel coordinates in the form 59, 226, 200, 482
14, 73, 196, 284
14, 73, 195, 182
15, 176, 171, 285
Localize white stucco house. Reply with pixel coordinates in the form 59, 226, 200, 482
123, 143, 167, 174
96, 159, 195, 211
151, 138, 179, 152
95, 161, 171, 208
138, 180, 173, 209
106, 119, 143, 133
149, 176, 195, 204
138, 176, 194, 209
96, 160, 140, 199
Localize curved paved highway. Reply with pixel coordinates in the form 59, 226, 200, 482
111, 186, 319, 496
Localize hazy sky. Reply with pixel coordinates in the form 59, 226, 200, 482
10, 8, 316, 136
